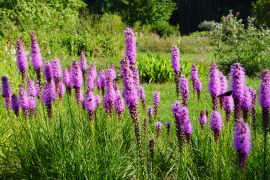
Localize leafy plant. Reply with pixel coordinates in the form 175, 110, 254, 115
210, 12, 270, 76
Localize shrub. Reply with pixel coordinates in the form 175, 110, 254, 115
253, 0, 270, 26
137, 53, 207, 83
210, 12, 270, 76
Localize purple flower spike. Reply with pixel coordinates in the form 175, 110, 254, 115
52, 58, 62, 79
224, 96, 234, 122
194, 79, 202, 99
147, 107, 154, 123
220, 72, 228, 94
72, 61, 83, 103
231, 63, 246, 103
153, 91, 160, 116
231, 63, 246, 121
110, 64, 117, 81
124, 27, 136, 65
84, 91, 96, 121
199, 110, 207, 129
180, 75, 189, 106
11, 94, 20, 116
208, 63, 221, 97
27, 80, 37, 97
63, 69, 72, 94
96, 70, 106, 94
233, 121, 252, 170
95, 95, 101, 107
1, 76, 12, 109
30, 32, 42, 70
242, 87, 252, 122
43, 82, 53, 118
35, 81, 41, 99
114, 84, 125, 120
58, 81, 65, 100
19, 85, 28, 117
80, 51, 88, 75
182, 121, 193, 143
16, 39, 28, 81
87, 64, 97, 92
219, 72, 228, 108
259, 70, 270, 108
179, 106, 190, 124
171, 45, 180, 74
138, 86, 146, 109
171, 101, 182, 148
104, 69, 115, 115
210, 111, 223, 142
155, 121, 163, 137
208, 63, 221, 111
44, 61, 53, 82
28, 96, 36, 115
259, 69, 270, 132
121, 57, 138, 110
190, 65, 198, 82
1, 76, 12, 98
30, 32, 42, 83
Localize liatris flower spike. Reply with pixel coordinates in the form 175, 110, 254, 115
208, 63, 221, 111
190, 65, 198, 88
16, 39, 28, 81
35, 81, 41, 99
223, 96, 234, 122
63, 69, 72, 94
138, 86, 146, 109
147, 107, 154, 123
27, 80, 37, 97
233, 121, 252, 170
180, 75, 189, 106
84, 91, 96, 121
182, 121, 193, 143
44, 61, 53, 82
1, 76, 12, 109
231, 63, 246, 122
241, 87, 252, 122
87, 64, 97, 92
124, 27, 136, 65
171, 45, 180, 99
11, 94, 20, 116
259, 69, 270, 133
96, 70, 106, 95
104, 69, 115, 115
199, 110, 207, 129
153, 91, 160, 117
210, 111, 223, 142
120, 57, 143, 160
114, 84, 125, 120
71, 61, 83, 104
190, 65, 203, 100
28, 96, 36, 116
171, 101, 183, 149
30, 32, 42, 83
19, 85, 28, 117
155, 121, 162, 137
219, 72, 228, 108
43, 82, 54, 118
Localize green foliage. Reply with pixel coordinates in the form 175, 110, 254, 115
137, 53, 208, 83
253, 0, 270, 26
210, 12, 270, 76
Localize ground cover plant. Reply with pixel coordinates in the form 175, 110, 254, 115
0, 28, 270, 180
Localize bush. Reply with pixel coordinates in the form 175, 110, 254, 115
253, 0, 270, 26
137, 53, 207, 83
210, 12, 270, 76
